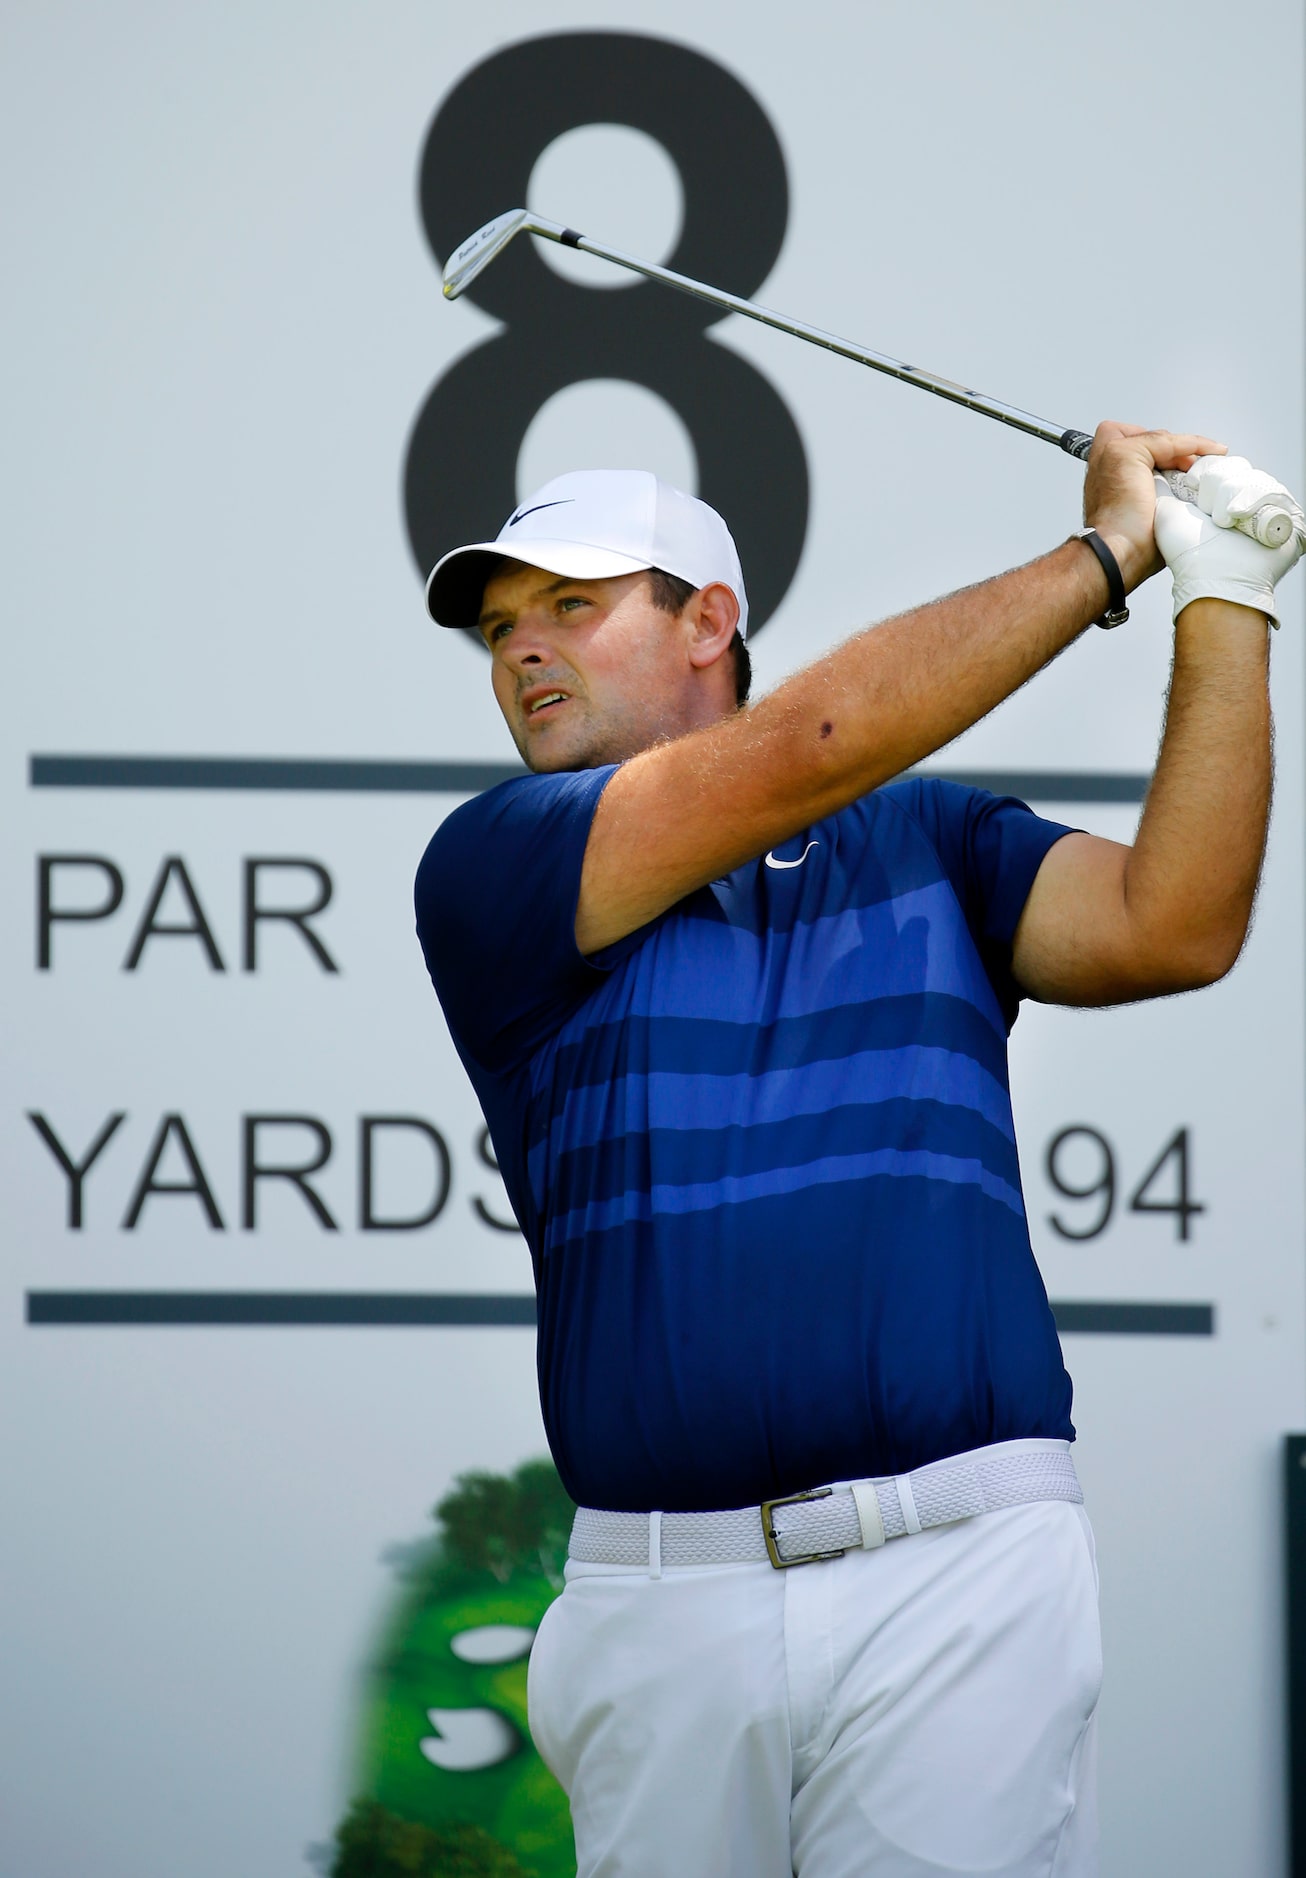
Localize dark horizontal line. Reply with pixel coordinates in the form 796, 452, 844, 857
26, 1291, 537, 1326
28, 756, 1149, 803
28, 756, 526, 793
1050, 1300, 1214, 1336
26, 1292, 1208, 1333
926, 770, 1147, 804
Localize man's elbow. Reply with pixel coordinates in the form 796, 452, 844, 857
1138, 920, 1250, 995
1027, 910, 1252, 1006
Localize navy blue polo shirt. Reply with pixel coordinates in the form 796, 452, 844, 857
415, 770, 1076, 1513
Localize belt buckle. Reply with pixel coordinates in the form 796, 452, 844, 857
759, 1484, 849, 1570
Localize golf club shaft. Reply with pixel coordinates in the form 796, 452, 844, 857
443, 211, 1295, 548
539, 219, 1092, 459
554, 224, 1296, 548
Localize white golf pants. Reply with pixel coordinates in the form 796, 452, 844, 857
527, 1498, 1101, 1877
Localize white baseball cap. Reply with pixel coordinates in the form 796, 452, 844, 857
424, 469, 750, 637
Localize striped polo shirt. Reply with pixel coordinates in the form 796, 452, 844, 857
416, 769, 1076, 1514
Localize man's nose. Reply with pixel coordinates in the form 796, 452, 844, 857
504, 612, 553, 667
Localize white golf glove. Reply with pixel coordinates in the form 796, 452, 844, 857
1153, 455, 1305, 626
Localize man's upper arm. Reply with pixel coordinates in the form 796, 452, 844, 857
574, 532, 1130, 956
574, 709, 863, 955
1012, 831, 1146, 1005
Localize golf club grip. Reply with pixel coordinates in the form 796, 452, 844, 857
1065, 434, 1294, 548
1159, 472, 1295, 549
1258, 510, 1295, 547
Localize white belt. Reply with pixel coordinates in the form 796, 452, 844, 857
569, 1439, 1082, 1572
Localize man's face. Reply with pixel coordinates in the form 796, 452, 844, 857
478, 561, 696, 772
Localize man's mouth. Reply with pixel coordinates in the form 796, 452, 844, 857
526, 691, 569, 718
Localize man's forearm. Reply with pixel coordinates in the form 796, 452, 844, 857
743, 536, 1109, 820
1122, 598, 1271, 984
579, 539, 1115, 954
578, 423, 1222, 955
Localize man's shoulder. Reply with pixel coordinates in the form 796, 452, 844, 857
859, 774, 1037, 864
414, 764, 620, 1007
419, 771, 523, 860
871, 774, 980, 824
415, 778, 517, 920
821, 775, 974, 858
419, 767, 613, 878
414, 765, 622, 1073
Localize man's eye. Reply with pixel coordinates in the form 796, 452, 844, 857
488, 621, 512, 643
557, 596, 588, 612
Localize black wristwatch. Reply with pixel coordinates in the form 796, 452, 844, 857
1076, 529, 1129, 629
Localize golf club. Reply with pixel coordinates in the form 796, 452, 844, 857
444, 208, 1295, 550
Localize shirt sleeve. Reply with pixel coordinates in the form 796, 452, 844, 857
885, 777, 1078, 1025
414, 766, 619, 1072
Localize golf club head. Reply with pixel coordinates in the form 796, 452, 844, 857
443, 210, 577, 299
442, 209, 532, 300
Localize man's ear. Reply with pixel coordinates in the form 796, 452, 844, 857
686, 582, 741, 669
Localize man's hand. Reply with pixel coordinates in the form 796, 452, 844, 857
1082, 422, 1227, 591
1155, 456, 1306, 626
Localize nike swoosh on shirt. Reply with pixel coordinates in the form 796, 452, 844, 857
506, 499, 574, 528
764, 841, 820, 870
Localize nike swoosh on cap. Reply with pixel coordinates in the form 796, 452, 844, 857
506, 499, 575, 528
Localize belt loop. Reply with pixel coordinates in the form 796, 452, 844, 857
851, 1479, 886, 1550
648, 1510, 663, 1578
895, 1474, 922, 1536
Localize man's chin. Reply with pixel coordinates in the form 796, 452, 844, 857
511, 710, 641, 774
523, 741, 607, 775
507, 709, 605, 774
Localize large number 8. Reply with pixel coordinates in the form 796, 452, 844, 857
404, 32, 810, 643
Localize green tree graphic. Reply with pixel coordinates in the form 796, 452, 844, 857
330, 1800, 535, 1876
335, 1457, 577, 1878
434, 1460, 573, 1586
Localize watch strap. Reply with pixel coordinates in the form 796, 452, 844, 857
1076, 528, 1129, 629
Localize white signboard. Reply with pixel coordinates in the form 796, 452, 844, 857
3, 6, 1301, 1875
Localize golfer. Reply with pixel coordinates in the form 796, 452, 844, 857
414, 424, 1303, 1877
